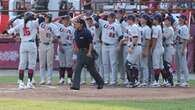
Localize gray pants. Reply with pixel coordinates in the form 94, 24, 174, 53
118, 45, 128, 82
176, 44, 189, 83
140, 56, 149, 84
39, 43, 54, 81
72, 49, 104, 89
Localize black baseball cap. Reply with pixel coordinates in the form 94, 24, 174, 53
177, 15, 187, 20
61, 15, 71, 20
152, 14, 162, 22
141, 14, 150, 21
127, 15, 136, 21
164, 15, 175, 24
108, 13, 116, 18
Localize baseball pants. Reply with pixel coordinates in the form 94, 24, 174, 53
176, 44, 189, 83
39, 43, 54, 81
102, 44, 118, 84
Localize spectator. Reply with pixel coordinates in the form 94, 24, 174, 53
59, 0, 69, 16
32, 0, 49, 12
16, 0, 27, 15
83, 0, 93, 10
9, 0, 17, 20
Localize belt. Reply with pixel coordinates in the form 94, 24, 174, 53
123, 44, 127, 46
178, 42, 183, 44
165, 44, 174, 47
63, 44, 72, 46
40, 42, 52, 45
133, 44, 142, 47
79, 48, 88, 51
28, 40, 35, 42
22, 40, 35, 42
103, 42, 114, 46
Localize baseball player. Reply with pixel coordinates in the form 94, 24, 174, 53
38, 14, 60, 85
162, 15, 175, 87
7, 12, 39, 89
55, 15, 75, 85
151, 14, 164, 87
175, 15, 190, 87
139, 14, 152, 87
121, 15, 142, 88
94, 12, 123, 85
116, 10, 129, 85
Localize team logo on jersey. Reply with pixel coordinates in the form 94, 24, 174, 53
23, 27, 31, 36
40, 23, 52, 32
103, 24, 115, 31
60, 28, 71, 34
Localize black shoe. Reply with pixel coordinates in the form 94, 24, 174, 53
97, 84, 104, 89
70, 87, 80, 90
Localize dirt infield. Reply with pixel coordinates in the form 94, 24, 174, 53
0, 84, 195, 101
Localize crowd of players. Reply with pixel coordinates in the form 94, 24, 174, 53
1, 9, 190, 90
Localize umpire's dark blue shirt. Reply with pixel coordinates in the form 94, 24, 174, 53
74, 27, 93, 49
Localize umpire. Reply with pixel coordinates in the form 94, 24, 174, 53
70, 19, 104, 90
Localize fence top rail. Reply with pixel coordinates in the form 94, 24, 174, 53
0, 9, 195, 12
94, 1, 195, 4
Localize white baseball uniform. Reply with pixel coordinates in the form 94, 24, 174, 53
126, 24, 142, 65
55, 22, 75, 68
38, 22, 60, 82
163, 25, 175, 63
8, 20, 38, 71
152, 25, 164, 69
140, 24, 152, 84
118, 20, 129, 82
175, 24, 190, 83
99, 19, 123, 84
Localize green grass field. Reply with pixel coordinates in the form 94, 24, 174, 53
0, 98, 195, 110
0, 76, 195, 110
0, 75, 195, 87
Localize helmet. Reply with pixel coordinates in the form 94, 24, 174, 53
24, 12, 35, 21
127, 14, 136, 21
108, 13, 116, 18
152, 14, 162, 22
141, 14, 150, 21
178, 15, 187, 21
61, 15, 71, 20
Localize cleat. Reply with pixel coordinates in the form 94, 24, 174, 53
122, 80, 129, 85
58, 78, 64, 85
161, 80, 169, 87
67, 78, 72, 85
18, 80, 26, 90
126, 83, 137, 88
108, 82, 117, 86
151, 81, 161, 88
46, 80, 52, 85
26, 80, 35, 89
80, 81, 86, 85
135, 81, 140, 86
175, 82, 181, 87
32, 78, 36, 85
104, 81, 109, 85
39, 81, 46, 85
179, 82, 190, 88
90, 80, 96, 85
138, 83, 148, 88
